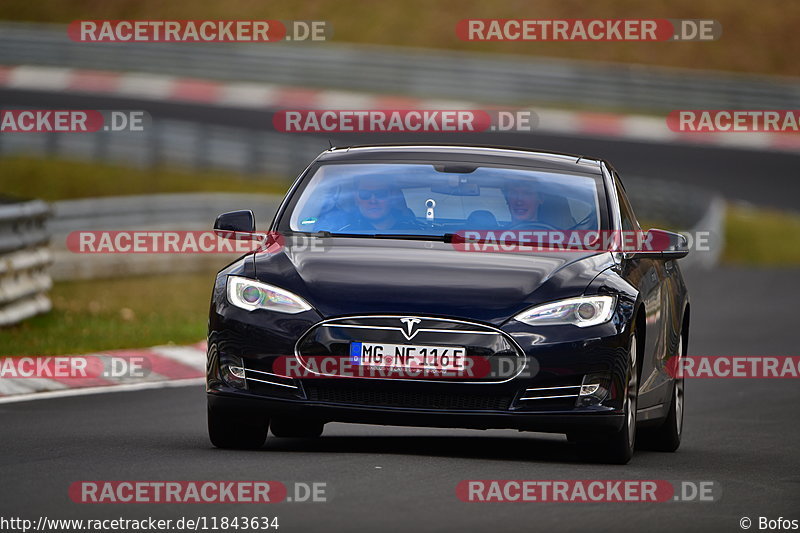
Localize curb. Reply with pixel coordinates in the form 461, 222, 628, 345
0, 341, 206, 401
2, 64, 798, 154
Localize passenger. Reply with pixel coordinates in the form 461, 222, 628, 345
504, 180, 543, 225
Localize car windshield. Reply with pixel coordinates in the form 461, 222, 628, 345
284, 162, 602, 237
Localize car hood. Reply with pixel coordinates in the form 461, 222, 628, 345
253, 237, 614, 324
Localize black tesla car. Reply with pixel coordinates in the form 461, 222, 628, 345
206, 144, 689, 463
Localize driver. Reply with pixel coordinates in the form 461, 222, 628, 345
503, 180, 543, 225
346, 175, 418, 231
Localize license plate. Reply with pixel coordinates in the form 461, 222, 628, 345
350, 342, 466, 372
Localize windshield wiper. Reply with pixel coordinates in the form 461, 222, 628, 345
310, 231, 447, 242
372, 234, 446, 241
314, 231, 372, 239
311, 232, 592, 249
448, 232, 603, 251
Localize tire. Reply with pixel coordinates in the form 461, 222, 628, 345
637, 334, 684, 452
207, 404, 268, 449
270, 417, 324, 438
578, 332, 638, 464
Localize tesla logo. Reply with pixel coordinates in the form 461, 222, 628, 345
399, 317, 422, 340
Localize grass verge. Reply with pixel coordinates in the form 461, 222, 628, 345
723, 204, 800, 267
0, 271, 215, 356
0, 0, 797, 76
0, 156, 291, 201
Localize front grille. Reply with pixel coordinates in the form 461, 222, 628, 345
306, 385, 512, 411
296, 315, 524, 383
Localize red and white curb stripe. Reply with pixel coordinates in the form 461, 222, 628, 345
0, 341, 206, 403
2, 64, 798, 153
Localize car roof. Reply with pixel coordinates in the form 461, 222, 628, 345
316, 144, 603, 174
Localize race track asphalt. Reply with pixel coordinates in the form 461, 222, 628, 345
1, 267, 798, 532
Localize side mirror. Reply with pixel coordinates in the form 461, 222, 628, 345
214, 210, 256, 240
626, 229, 689, 260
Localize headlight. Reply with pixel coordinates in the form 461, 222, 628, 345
514, 295, 615, 328
226, 275, 312, 314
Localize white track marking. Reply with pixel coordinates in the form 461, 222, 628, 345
0, 378, 204, 404
151, 345, 207, 371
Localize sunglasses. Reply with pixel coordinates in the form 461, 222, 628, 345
357, 189, 391, 201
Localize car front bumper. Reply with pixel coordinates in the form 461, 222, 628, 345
207, 389, 625, 433
208, 301, 635, 435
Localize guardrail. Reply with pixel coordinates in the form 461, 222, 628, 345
1, 22, 798, 112
49, 193, 282, 280
0, 197, 52, 327
0, 116, 326, 178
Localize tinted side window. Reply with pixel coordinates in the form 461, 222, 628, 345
614, 176, 640, 232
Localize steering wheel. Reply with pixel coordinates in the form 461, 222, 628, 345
506, 220, 559, 231
334, 216, 427, 233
